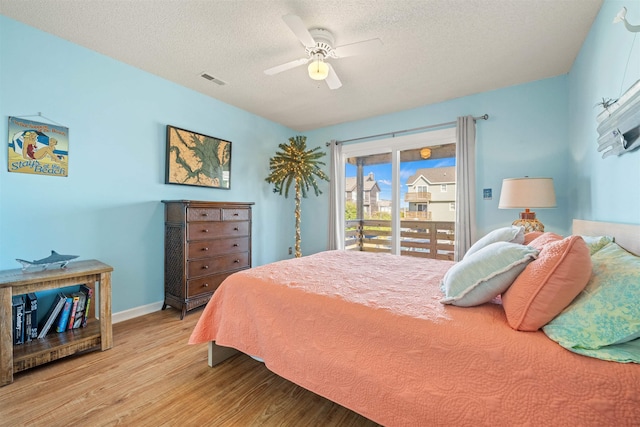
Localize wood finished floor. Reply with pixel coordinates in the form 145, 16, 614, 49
0, 308, 380, 427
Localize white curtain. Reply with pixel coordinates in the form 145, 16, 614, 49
455, 116, 477, 261
328, 140, 343, 250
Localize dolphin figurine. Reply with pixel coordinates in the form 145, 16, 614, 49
16, 250, 79, 271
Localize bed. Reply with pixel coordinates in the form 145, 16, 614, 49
189, 219, 640, 426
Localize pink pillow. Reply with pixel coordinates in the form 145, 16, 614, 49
523, 231, 543, 245
502, 235, 591, 331
527, 232, 563, 250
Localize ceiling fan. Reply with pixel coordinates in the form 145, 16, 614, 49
264, 14, 383, 90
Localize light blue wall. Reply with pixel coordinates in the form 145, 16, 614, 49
2, 0, 637, 315
568, 0, 640, 225
0, 16, 297, 313
304, 76, 571, 255
304, 0, 640, 255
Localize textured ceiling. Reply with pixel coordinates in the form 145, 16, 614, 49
0, 0, 603, 131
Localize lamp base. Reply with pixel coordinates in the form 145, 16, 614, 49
512, 218, 545, 233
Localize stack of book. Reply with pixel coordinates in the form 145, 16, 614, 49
12, 285, 93, 343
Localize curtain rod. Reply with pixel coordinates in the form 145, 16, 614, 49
329, 114, 489, 146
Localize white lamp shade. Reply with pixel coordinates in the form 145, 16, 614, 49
498, 178, 557, 209
308, 59, 329, 80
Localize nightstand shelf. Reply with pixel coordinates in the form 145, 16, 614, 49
0, 260, 113, 386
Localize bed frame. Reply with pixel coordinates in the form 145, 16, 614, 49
572, 219, 640, 255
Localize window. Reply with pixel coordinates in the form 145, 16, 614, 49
340, 127, 456, 258
441, 184, 447, 192
449, 202, 456, 211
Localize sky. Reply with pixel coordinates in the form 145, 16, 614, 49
346, 157, 456, 203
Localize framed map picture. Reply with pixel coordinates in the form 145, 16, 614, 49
165, 125, 231, 189
8, 116, 69, 177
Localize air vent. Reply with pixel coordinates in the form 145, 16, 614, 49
200, 73, 227, 86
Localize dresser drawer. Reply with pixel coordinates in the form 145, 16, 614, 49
222, 208, 250, 221
187, 207, 221, 222
187, 272, 232, 297
187, 221, 249, 241
188, 237, 249, 259
187, 252, 250, 278
163, 200, 253, 319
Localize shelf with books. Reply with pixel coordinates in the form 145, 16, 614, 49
0, 260, 113, 386
13, 319, 101, 372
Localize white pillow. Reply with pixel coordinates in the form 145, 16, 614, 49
464, 225, 525, 259
441, 241, 538, 307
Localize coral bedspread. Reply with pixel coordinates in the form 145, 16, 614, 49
189, 250, 640, 426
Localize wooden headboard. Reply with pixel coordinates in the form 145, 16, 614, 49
573, 219, 640, 256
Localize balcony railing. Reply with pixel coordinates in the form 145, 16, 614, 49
344, 219, 455, 260
404, 192, 431, 202
404, 211, 432, 220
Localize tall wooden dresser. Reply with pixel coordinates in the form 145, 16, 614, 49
161, 200, 253, 319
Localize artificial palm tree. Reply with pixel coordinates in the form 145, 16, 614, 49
265, 135, 329, 257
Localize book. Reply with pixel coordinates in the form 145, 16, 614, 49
12, 295, 25, 345
55, 295, 74, 333
81, 285, 93, 328
67, 293, 81, 330
71, 290, 87, 329
38, 293, 66, 338
24, 293, 38, 341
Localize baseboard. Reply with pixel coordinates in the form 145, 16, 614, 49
112, 301, 164, 324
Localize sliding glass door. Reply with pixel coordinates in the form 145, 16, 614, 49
341, 128, 456, 259
344, 152, 393, 252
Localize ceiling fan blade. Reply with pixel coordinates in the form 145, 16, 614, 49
333, 38, 383, 58
264, 57, 310, 75
282, 14, 316, 48
325, 63, 342, 90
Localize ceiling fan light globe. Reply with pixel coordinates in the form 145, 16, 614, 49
308, 60, 329, 80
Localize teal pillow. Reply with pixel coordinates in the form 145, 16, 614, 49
441, 241, 538, 307
464, 226, 525, 259
581, 235, 614, 255
563, 338, 640, 363
543, 242, 640, 362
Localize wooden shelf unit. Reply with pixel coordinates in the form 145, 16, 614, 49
0, 260, 113, 386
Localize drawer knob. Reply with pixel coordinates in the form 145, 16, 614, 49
203, 283, 209, 287
202, 247, 209, 251
233, 243, 239, 247
203, 229, 209, 233
234, 227, 239, 231
233, 213, 239, 216
202, 265, 209, 269
234, 259, 240, 263
202, 213, 208, 217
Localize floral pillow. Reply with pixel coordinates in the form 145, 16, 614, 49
542, 242, 640, 362
581, 235, 614, 255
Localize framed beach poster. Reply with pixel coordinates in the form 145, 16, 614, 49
7, 116, 69, 177
165, 125, 231, 189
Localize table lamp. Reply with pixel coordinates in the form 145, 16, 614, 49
498, 177, 556, 232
